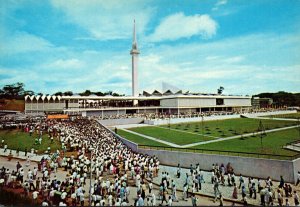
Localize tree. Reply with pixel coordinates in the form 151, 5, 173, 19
80, 90, 92, 96
54, 92, 63, 96
217, 86, 224, 95
63, 91, 73, 96
254, 91, 300, 107
94, 91, 105, 96
104, 91, 113, 96
23, 90, 35, 96
1, 82, 25, 98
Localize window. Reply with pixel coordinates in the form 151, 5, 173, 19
216, 98, 224, 105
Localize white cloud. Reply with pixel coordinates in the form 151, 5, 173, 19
147, 12, 218, 42
212, 0, 227, 11
205, 55, 245, 64
0, 31, 53, 55
51, 0, 154, 40
44, 58, 85, 70
138, 33, 300, 95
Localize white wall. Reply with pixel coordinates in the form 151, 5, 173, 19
224, 98, 251, 106
144, 114, 241, 125
138, 148, 298, 183
160, 99, 178, 107
178, 98, 215, 107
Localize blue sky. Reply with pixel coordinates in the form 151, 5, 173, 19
0, 0, 299, 96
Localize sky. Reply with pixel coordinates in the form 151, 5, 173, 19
0, 0, 299, 96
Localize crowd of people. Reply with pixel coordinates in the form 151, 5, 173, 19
0, 108, 299, 206
95, 108, 291, 121
0, 117, 161, 206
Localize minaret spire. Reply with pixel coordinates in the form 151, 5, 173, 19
133, 19, 137, 49
130, 20, 140, 104
131, 19, 139, 52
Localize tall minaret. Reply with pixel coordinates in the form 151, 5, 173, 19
130, 20, 140, 102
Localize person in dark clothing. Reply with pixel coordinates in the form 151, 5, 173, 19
279, 175, 284, 188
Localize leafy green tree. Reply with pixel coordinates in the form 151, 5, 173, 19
217, 86, 224, 95
80, 90, 92, 96
23, 90, 35, 96
63, 91, 73, 96
54, 92, 63, 96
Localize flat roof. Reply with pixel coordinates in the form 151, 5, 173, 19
61, 94, 251, 100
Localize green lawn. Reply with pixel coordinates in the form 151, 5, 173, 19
127, 126, 214, 145
265, 112, 300, 119
192, 128, 299, 157
160, 118, 297, 138
0, 129, 61, 154
126, 118, 298, 146
117, 129, 169, 146
137, 128, 300, 159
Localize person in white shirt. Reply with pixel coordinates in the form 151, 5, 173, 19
100, 199, 105, 206
32, 190, 39, 200
167, 196, 173, 206
59, 201, 67, 206
152, 193, 156, 206
33, 167, 38, 180
42, 200, 49, 206
108, 193, 113, 206
61, 190, 67, 201
71, 192, 77, 206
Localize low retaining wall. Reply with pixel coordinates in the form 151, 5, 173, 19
138, 148, 299, 183
97, 120, 138, 152
144, 114, 241, 125
98, 118, 144, 126
244, 110, 297, 118
144, 110, 297, 125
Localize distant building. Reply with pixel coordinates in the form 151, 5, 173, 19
251, 97, 273, 109
24, 93, 251, 116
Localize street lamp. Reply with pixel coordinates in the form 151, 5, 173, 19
201, 115, 204, 135
298, 118, 300, 139
258, 120, 266, 151
88, 147, 94, 206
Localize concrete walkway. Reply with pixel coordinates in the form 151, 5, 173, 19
153, 165, 299, 206
0, 157, 237, 206
0, 148, 49, 162
242, 114, 299, 121
121, 128, 181, 147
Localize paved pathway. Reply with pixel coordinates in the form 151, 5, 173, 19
121, 128, 181, 147
0, 148, 49, 162
242, 114, 299, 121
153, 165, 300, 206
0, 156, 238, 206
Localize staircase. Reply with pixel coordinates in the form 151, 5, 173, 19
284, 141, 300, 152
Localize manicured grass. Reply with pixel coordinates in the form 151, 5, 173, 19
127, 126, 214, 145
117, 129, 169, 147
160, 118, 297, 138
265, 113, 300, 119
192, 128, 300, 157
0, 129, 61, 154
126, 118, 298, 146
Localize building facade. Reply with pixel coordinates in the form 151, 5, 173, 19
25, 94, 252, 116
